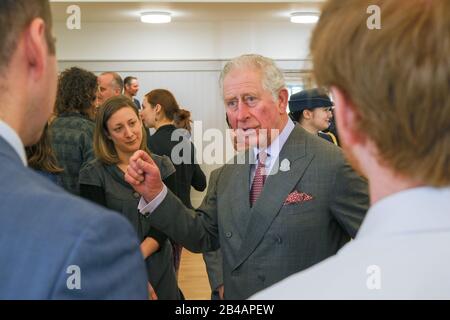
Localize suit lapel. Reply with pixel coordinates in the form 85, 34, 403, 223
233, 127, 315, 270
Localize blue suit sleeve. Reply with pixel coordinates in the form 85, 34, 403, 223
49, 211, 148, 299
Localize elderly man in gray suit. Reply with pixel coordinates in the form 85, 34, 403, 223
125, 54, 369, 299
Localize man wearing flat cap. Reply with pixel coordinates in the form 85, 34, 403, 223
289, 88, 338, 145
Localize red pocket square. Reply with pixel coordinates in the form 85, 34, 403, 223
284, 191, 314, 205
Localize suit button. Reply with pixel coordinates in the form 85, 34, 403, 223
225, 232, 232, 238
258, 274, 265, 282
133, 192, 140, 199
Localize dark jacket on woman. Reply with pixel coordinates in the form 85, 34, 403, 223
49, 112, 95, 195
147, 124, 206, 208
78, 154, 180, 300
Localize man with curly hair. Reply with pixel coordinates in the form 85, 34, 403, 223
49, 67, 98, 195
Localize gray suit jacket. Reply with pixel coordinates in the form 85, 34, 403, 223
148, 125, 369, 299
202, 169, 224, 298
0, 137, 148, 299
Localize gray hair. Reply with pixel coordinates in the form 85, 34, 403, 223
219, 54, 286, 102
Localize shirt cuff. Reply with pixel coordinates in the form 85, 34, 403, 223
138, 185, 168, 217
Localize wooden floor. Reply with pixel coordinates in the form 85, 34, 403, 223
178, 249, 212, 300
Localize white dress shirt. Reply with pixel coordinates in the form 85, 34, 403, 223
249, 118, 295, 187
0, 120, 27, 166
251, 186, 450, 299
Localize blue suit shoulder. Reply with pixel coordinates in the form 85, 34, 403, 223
0, 156, 148, 299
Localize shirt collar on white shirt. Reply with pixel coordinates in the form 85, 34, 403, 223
0, 120, 28, 166
356, 186, 450, 240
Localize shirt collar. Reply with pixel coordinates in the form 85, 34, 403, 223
0, 120, 27, 166
252, 117, 295, 163
356, 186, 450, 239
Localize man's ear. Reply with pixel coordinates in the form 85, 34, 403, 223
24, 18, 47, 81
330, 86, 364, 145
277, 88, 289, 114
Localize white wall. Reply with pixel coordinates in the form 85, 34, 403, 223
54, 21, 314, 60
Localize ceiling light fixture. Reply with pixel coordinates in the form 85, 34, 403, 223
290, 12, 319, 24
140, 12, 171, 24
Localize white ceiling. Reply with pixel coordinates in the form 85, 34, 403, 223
50, 1, 325, 23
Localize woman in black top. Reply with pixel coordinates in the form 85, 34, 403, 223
79, 96, 180, 300
140, 89, 206, 275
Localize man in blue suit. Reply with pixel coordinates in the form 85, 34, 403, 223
0, 0, 148, 299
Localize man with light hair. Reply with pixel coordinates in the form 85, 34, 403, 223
124, 53, 369, 299
252, 0, 450, 299
97, 71, 123, 105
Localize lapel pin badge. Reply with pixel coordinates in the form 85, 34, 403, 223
279, 159, 291, 172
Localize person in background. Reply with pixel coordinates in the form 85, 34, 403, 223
252, 0, 450, 299
289, 88, 338, 145
0, 0, 148, 299
140, 89, 207, 280
124, 76, 141, 110
49, 67, 97, 195
79, 96, 180, 300
25, 123, 63, 185
97, 72, 123, 105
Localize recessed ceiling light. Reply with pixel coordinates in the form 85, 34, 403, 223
140, 12, 171, 24
290, 12, 319, 24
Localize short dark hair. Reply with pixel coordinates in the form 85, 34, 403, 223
124, 76, 137, 87
289, 110, 310, 124
0, 0, 55, 73
55, 67, 98, 116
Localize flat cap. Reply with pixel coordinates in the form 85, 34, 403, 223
288, 88, 334, 112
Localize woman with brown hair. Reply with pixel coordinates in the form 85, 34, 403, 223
79, 95, 180, 300
140, 89, 206, 278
